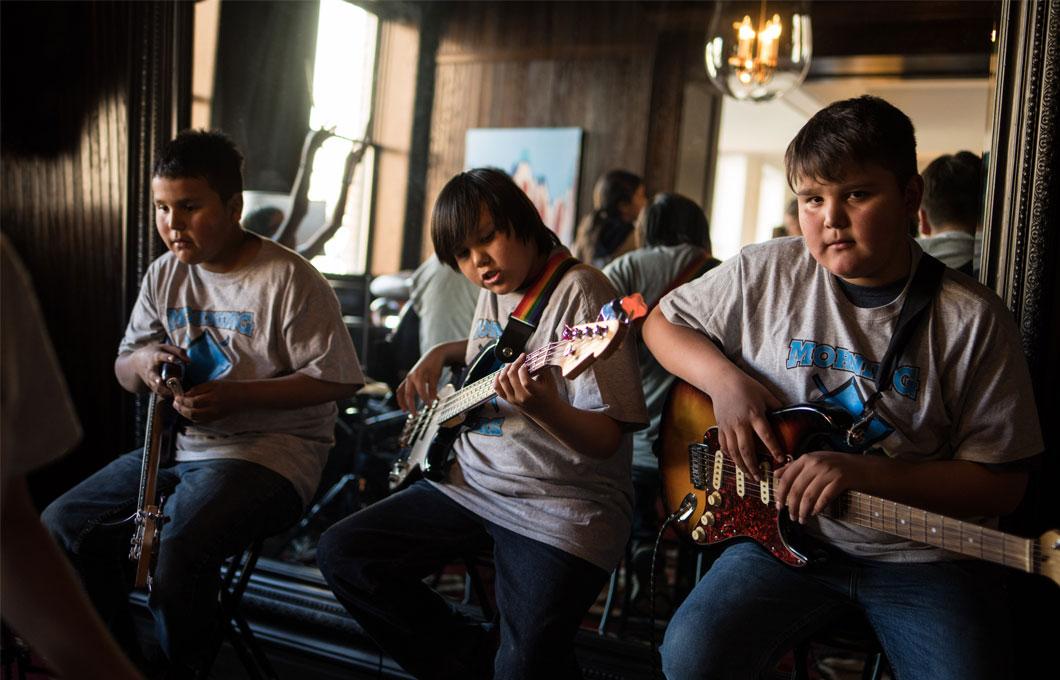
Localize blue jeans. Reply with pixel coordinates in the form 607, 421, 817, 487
316, 480, 609, 680
660, 540, 1013, 680
42, 450, 302, 672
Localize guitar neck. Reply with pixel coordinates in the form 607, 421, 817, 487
435, 340, 562, 422
825, 489, 1041, 575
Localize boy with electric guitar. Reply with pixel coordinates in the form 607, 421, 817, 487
643, 96, 1045, 679
317, 168, 648, 679
42, 130, 363, 677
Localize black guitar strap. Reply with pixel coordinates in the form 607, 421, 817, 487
494, 251, 579, 363
846, 253, 946, 448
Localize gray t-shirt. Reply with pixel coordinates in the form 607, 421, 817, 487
408, 254, 480, 356
604, 244, 719, 471
1, 236, 82, 480
119, 237, 364, 505
434, 260, 649, 570
660, 237, 1042, 562
918, 231, 975, 270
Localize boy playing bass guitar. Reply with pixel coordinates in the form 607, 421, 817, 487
318, 168, 648, 679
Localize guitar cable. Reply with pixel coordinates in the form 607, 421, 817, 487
648, 494, 697, 679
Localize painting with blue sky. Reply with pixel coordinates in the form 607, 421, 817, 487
465, 127, 583, 246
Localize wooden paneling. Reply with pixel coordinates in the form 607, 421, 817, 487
1, 3, 132, 502
0, 2, 185, 505
422, 1, 674, 257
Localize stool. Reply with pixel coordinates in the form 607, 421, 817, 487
792, 610, 886, 680
197, 538, 277, 680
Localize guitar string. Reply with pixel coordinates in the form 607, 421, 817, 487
433, 324, 616, 420
688, 453, 1028, 567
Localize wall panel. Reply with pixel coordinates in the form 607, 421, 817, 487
420, 1, 678, 258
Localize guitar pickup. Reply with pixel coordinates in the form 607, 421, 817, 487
760, 461, 772, 504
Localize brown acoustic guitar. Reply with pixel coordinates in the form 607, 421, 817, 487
659, 379, 1060, 586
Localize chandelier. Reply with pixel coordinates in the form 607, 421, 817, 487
705, 1, 813, 102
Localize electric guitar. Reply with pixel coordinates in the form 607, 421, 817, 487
658, 379, 1060, 586
128, 362, 182, 591
388, 294, 647, 490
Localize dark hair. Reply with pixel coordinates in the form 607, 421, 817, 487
572, 169, 643, 263
785, 95, 917, 190
640, 192, 711, 250
152, 129, 244, 202
921, 151, 982, 232
432, 167, 559, 270
592, 169, 642, 214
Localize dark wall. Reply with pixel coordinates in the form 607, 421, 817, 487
421, 1, 686, 249
0, 1, 183, 506
1, 2, 133, 503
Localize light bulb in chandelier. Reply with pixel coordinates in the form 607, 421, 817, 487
705, 1, 812, 102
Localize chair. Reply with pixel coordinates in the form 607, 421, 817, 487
197, 538, 277, 680
792, 610, 886, 680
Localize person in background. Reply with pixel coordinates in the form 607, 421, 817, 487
1, 235, 141, 680
409, 253, 482, 358
572, 169, 647, 268
603, 192, 720, 603
917, 150, 982, 275
772, 197, 802, 239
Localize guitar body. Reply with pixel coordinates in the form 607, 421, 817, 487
659, 379, 852, 566
389, 342, 502, 490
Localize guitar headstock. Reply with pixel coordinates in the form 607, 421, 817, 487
1039, 529, 1060, 588
553, 295, 647, 380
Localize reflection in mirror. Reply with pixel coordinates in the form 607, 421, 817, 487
698, 75, 993, 270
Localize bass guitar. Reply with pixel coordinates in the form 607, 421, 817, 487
128, 362, 183, 591
659, 379, 1060, 585
388, 294, 647, 490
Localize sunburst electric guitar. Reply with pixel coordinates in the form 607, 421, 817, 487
388, 294, 647, 490
658, 379, 1059, 585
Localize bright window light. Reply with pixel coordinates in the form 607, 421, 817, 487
306, 0, 378, 275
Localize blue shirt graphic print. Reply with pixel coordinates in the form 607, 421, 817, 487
167, 306, 252, 388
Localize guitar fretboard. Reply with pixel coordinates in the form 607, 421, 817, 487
434, 338, 569, 422
829, 490, 1040, 574
690, 446, 1042, 576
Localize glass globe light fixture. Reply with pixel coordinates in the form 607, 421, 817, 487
705, 1, 813, 102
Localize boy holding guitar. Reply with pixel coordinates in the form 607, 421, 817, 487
43, 130, 363, 676
643, 96, 1043, 679
317, 168, 647, 679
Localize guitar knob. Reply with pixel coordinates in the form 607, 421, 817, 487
691, 527, 706, 542
700, 511, 716, 527
707, 492, 721, 507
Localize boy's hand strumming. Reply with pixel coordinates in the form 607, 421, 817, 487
711, 367, 785, 482
397, 345, 447, 415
